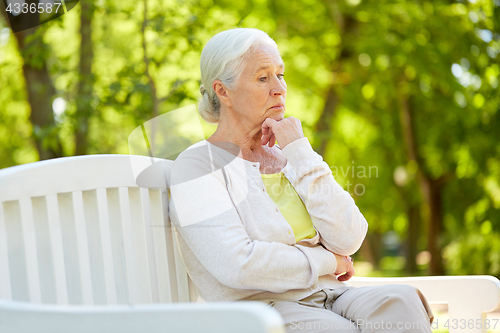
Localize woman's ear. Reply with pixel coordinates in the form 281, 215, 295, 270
213, 80, 232, 107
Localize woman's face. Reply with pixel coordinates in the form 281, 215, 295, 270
224, 44, 287, 128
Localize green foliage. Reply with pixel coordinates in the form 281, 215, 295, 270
444, 229, 500, 276
1, 0, 499, 276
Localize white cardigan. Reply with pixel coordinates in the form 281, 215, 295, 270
169, 137, 368, 302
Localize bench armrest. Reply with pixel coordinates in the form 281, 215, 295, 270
347, 275, 500, 333
0, 300, 285, 333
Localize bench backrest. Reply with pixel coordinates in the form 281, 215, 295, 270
0, 154, 195, 305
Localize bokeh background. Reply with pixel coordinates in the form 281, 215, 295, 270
1, 0, 499, 280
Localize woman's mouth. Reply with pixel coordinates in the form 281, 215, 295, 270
269, 104, 285, 110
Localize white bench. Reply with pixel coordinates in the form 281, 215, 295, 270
0, 154, 498, 333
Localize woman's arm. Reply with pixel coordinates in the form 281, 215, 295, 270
169, 155, 338, 292
281, 137, 369, 256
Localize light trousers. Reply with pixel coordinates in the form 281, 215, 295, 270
266, 284, 434, 333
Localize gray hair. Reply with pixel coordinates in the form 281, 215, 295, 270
198, 28, 278, 124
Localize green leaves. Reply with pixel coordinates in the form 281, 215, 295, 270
1, 0, 499, 276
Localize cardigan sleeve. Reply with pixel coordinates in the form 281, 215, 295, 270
169, 153, 337, 292
281, 137, 368, 256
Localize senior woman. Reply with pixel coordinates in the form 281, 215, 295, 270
169, 28, 434, 333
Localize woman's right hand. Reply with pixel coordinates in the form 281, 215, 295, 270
333, 254, 355, 281
261, 116, 304, 149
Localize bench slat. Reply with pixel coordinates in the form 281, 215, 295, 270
140, 187, 160, 303
46, 194, 69, 304
118, 187, 140, 304
149, 189, 173, 303
31, 197, 57, 304
0, 203, 12, 300
106, 188, 131, 304
72, 191, 94, 305
127, 187, 153, 304
81, 190, 107, 305
57, 193, 84, 305
18, 198, 42, 304
96, 188, 118, 305
172, 223, 190, 303
3, 201, 30, 302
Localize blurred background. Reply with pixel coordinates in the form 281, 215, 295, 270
0, 0, 499, 279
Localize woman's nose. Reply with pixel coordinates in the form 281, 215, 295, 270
271, 77, 286, 96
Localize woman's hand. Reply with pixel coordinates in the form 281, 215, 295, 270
333, 253, 355, 281
261, 116, 305, 148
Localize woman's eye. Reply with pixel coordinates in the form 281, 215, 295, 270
260, 74, 284, 82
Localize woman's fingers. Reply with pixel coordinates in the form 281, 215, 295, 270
340, 258, 355, 281
261, 131, 273, 146
333, 255, 355, 281
338, 270, 353, 281
337, 267, 354, 281
261, 117, 304, 149
333, 253, 348, 276
261, 118, 276, 146
268, 134, 276, 147
331, 253, 356, 281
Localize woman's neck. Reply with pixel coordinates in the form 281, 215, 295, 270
206, 115, 286, 173
207, 115, 266, 159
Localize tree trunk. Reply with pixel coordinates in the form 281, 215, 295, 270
75, 0, 95, 155
360, 232, 382, 271
1, 1, 62, 160
16, 36, 62, 159
406, 202, 420, 275
141, 0, 159, 151
315, 85, 339, 156
421, 176, 446, 275
397, 80, 446, 275
313, 1, 356, 155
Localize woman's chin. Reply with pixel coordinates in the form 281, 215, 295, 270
272, 111, 285, 122
261, 112, 285, 124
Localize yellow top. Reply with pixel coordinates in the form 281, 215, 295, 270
261, 172, 317, 242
